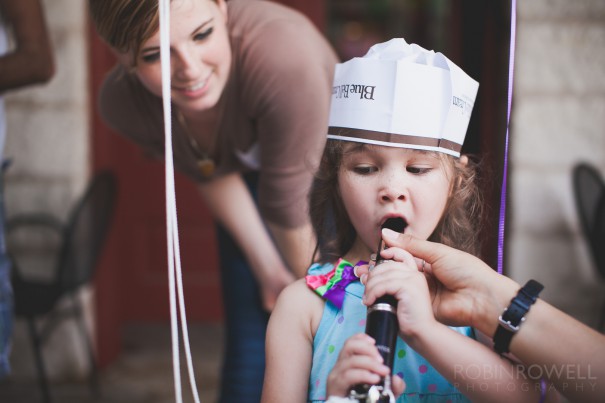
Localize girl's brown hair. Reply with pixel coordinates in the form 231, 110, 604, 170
309, 140, 484, 263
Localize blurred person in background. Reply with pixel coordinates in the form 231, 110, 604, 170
88, 0, 338, 400
0, 0, 55, 378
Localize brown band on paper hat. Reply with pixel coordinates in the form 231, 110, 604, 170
327, 126, 463, 154
327, 38, 479, 158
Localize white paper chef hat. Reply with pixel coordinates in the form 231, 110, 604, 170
327, 38, 479, 157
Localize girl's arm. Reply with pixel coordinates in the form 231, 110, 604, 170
262, 279, 322, 402
363, 247, 550, 403
198, 173, 295, 311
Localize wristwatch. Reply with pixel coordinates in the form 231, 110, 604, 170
493, 279, 544, 355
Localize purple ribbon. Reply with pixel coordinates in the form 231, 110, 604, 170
498, 0, 516, 275
322, 264, 359, 309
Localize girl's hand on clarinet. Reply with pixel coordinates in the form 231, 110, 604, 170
362, 247, 437, 343
326, 333, 405, 398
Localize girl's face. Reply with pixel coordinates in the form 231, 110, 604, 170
117, 0, 232, 113
338, 145, 453, 257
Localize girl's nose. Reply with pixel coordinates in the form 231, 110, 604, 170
380, 189, 406, 202
379, 172, 408, 203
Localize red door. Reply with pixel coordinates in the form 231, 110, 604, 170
89, 30, 222, 366
89, 0, 328, 367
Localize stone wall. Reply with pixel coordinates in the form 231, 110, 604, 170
4, 0, 91, 380
509, 0, 605, 326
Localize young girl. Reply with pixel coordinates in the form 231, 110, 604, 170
262, 39, 552, 402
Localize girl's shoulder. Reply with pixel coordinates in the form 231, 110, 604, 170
274, 277, 326, 337
280, 277, 317, 300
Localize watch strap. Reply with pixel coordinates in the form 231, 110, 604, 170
493, 279, 544, 354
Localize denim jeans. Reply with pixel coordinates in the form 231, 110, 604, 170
0, 163, 12, 378
216, 172, 269, 403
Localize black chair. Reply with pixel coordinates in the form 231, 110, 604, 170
572, 162, 605, 330
7, 170, 117, 402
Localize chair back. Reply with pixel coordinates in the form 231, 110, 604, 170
58, 170, 117, 291
596, 196, 605, 277
572, 163, 605, 279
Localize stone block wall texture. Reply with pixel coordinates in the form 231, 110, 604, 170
4, 0, 91, 380
509, 0, 605, 326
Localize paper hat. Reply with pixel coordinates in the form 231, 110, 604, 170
327, 38, 479, 157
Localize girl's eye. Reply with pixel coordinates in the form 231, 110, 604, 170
352, 165, 377, 175
141, 52, 160, 64
407, 166, 431, 175
194, 27, 213, 41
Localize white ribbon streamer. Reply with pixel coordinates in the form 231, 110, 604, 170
158, 0, 201, 402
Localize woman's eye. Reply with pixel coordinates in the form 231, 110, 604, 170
407, 166, 431, 174
194, 27, 213, 41
352, 165, 377, 175
141, 52, 160, 64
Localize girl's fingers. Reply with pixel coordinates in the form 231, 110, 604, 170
363, 261, 427, 305
378, 246, 414, 264
378, 245, 433, 273
354, 263, 370, 279
328, 333, 392, 396
339, 333, 382, 361
391, 374, 406, 397
339, 355, 390, 377
327, 367, 383, 396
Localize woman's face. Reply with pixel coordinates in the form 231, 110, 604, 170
338, 144, 453, 256
118, 0, 232, 113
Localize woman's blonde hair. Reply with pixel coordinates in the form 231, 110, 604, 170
309, 140, 484, 263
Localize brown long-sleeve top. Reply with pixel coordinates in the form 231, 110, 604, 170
98, 0, 338, 228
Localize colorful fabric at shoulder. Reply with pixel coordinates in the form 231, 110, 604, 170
306, 258, 366, 309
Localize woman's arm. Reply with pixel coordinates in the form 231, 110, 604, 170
266, 221, 316, 278
363, 246, 552, 403
240, 12, 335, 277
262, 279, 321, 402
198, 173, 295, 311
409, 324, 552, 403
380, 231, 605, 403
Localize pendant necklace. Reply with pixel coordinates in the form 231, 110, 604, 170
176, 110, 216, 178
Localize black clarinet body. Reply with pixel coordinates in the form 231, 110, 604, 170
349, 218, 406, 403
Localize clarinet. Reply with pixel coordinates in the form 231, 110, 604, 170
349, 217, 406, 403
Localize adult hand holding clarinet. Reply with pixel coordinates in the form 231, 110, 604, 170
355, 229, 605, 403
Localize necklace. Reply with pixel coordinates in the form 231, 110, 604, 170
176, 110, 216, 178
